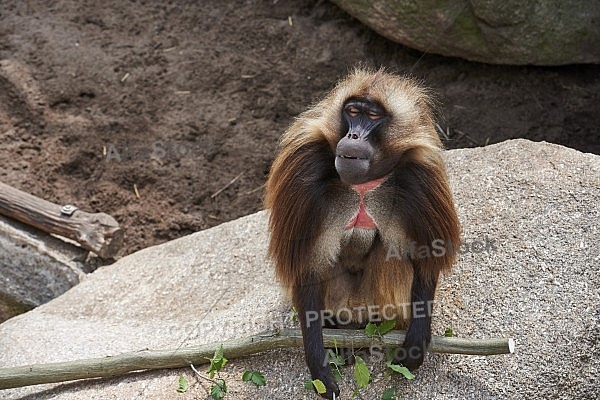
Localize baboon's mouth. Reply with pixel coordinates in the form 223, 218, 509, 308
339, 155, 368, 160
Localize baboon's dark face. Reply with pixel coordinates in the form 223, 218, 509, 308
335, 96, 396, 185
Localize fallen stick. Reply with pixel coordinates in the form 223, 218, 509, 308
0, 182, 123, 258
0, 328, 514, 390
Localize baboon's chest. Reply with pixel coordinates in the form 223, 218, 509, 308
344, 177, 385, 231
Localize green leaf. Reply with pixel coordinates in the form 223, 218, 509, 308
312, 379, 327, 394
242, 370, 266, 387
176, 374, 189, 393
210, 378, 227, 400
381, 387, 397, 400
242, 371, 252, 381
378, 319, 396, 335
251, 372, 266, 386
207, 345, 228, 379
386, 361, 415, 380
366, 320, 397, 337
304, 379, 315, 391
365, 322, 378, 337
333, 367, 343, 382
444, 327, 454, 337
328, 345, 343, 382
354, 355, 371, 389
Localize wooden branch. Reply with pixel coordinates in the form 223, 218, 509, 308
0, 182, 123, 258
0, 328, 514, 390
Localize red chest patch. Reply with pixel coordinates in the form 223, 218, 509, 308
345, 178, 385, 230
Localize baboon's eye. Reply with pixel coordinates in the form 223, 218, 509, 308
346, 105, 360, 117
367, 110, 382, 120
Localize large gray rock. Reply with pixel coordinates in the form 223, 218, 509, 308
0, 140, 598, 399
331, 0, 600, 65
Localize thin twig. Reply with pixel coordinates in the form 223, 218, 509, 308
210, 172, 244, 199
190, 363, 215, 385
244, 183, 265, 196
454, 129, 480, 146
435, 123, 450, 140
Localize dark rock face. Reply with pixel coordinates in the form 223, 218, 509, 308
332, 0, 600, 65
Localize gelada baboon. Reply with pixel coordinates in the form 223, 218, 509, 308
265, 68, 460, 399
